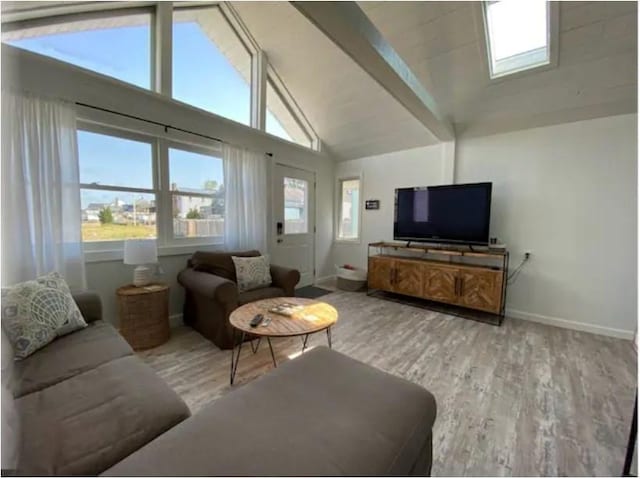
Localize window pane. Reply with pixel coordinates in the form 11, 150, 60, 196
173, 7, 251, 125
169, 148, 223, 193
169, 147, 224, 238
78, 130, 153, 189
486, 1, 547, 61
484, 1, 549, 78
2, 12, 151, 89
81, 190, 156, 241
284, 177, 308, 234
266, 79, 312, 148
339, 179, 360, 240
172, 196, 224, 238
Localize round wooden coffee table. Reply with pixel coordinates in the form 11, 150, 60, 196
229, 297, 338, 385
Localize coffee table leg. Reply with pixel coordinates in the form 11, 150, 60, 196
250, 337, 261, 354
230, 330, 245, 385
326, 327, 332, 349
266, 337, 278, 367
301, 334, 310, 352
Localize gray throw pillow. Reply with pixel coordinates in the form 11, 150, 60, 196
1, 272, 87, 359
231, 255, 272, 293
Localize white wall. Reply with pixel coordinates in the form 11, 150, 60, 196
2, 45, 336, 325
331, 114, 637, 338
332, 144, 447, 271
456, 114, 637, 338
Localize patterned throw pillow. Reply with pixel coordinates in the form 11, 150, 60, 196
231, 255, 273, 293
1, 272, 87, 359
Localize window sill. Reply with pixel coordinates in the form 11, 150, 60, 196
334, 238, 361, 246
84, 242, 224, 263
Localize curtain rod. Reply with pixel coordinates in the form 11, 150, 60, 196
75, 101, 274, 157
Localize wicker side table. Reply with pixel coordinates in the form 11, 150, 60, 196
117, 283, 170, 351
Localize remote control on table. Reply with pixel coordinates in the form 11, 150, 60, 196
250, 314, 264, 328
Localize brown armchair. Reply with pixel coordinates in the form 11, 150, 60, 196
178, 250, 300, 349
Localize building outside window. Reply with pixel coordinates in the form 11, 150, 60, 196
168, 147, 225, 239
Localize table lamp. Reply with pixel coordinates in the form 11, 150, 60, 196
124, 239, 158, 287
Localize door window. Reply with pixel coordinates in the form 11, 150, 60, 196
284, 177, 308, 234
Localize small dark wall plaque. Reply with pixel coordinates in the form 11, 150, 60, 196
365, 200, 380, 210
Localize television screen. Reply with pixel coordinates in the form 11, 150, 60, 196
394, 182, 492, 245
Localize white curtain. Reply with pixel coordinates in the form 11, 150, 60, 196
1, 91, 86, 289
222, 143, 268, 252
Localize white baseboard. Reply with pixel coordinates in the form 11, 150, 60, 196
314, 275, 336, 284
506, 308, 635, 340
169, 313, 183, 329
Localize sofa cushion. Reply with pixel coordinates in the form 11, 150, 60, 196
15, 355, 190, 476
190, 250, 260, 282
2, 272, 87, 359
232, 255, 273, 293
238, 286, 285, 305
102, 347, 437, 476
13, 320, 133, 398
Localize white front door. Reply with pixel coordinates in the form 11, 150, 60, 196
271, 164, 315, 287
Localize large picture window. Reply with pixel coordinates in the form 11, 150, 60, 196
78, 126, 226, 248
78, 129, 157, 243
2, 11, 152, 89
172, 6, 251, 125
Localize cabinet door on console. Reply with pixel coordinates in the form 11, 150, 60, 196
423, 265, 458, 302
393, 259, 424, 297
458, 269, 503, 313
368, 256, 394, 291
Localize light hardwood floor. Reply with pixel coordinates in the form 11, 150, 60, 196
138, 291, 637, 477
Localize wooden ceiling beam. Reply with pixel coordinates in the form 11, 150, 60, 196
291, 1, 454, 141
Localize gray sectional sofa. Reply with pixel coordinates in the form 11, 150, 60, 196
9, 292, 190, 475
9, 292, 438, 476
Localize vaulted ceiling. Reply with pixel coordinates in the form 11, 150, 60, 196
234, 1, 637, 157
231, 1, 440, 160
359, 1, 637, 138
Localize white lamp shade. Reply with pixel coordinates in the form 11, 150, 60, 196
123, 239, 157, 265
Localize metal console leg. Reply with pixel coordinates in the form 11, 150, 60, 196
229, 330, 245, 386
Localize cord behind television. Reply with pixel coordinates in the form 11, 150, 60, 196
507, 253, 530, 284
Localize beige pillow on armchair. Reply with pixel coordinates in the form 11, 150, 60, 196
231, 255, 273, 293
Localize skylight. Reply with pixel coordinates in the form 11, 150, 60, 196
483, 1, 550, 79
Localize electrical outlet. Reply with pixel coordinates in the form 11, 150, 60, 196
524, 251, 532, 260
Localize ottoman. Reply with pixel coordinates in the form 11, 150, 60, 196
103, 347, 437, 476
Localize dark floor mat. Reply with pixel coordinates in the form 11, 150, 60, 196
295, 286, 333, 299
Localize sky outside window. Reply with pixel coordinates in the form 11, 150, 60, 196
172, 8, 251, 125
78, 131, 153, 194
169, 148, 224, 193
3, 15, 151, 89
485, 0, 549, 78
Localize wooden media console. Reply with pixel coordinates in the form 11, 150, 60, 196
367, 242, 509, 324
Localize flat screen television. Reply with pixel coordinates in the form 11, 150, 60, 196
394, 182, 492, 245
